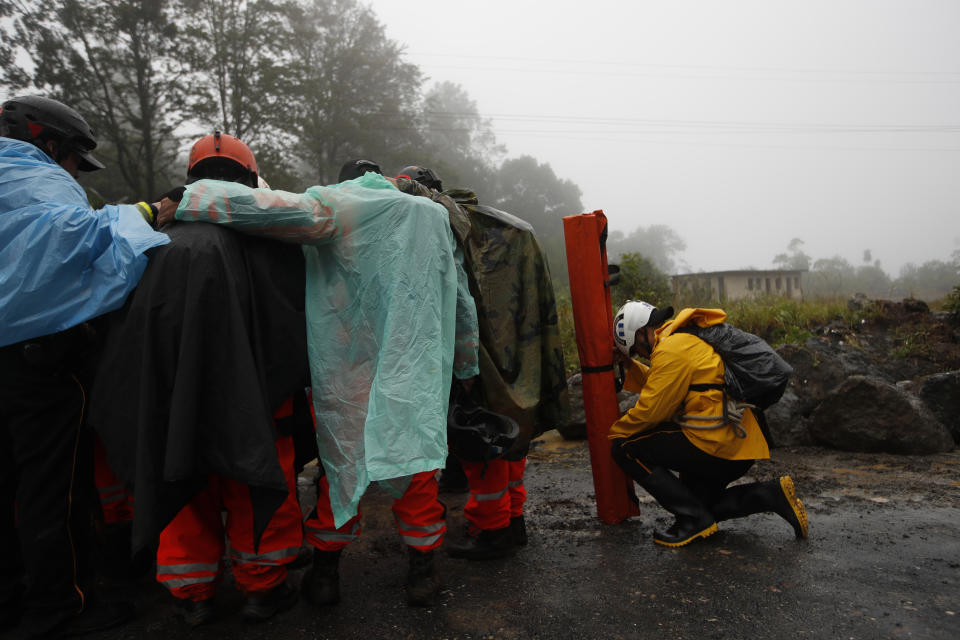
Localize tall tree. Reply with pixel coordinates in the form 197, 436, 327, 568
280, 0, 423, 184
773, 238, 812, 271
177, 0, 300, 187
492, 155, 583, 239
606, 224, 687, 274
179, 0, 287, 142
415, 81, 503, 194
0, 2, 18, 88
490, 155, 583, 283
1, 0, 188, 200
894, 260, 959, 300
852, 262, 892, 298
806, 256, 855, 297
611, 253, 672, 308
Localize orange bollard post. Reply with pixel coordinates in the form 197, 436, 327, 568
562, 210, 640, 524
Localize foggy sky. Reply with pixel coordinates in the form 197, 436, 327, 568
368, 0, 960, 276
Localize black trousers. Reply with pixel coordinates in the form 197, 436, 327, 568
610, 423, 754, 507
0, 338, 97, 636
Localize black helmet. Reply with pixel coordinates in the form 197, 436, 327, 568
0, 95, 104, 171
338, 158, 382, 183
447, 388, 519, 463
396, 165, 442, 191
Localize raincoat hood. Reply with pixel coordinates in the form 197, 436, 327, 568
657, 307, 728, 341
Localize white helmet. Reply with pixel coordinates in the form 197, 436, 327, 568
613, 300, 673, 355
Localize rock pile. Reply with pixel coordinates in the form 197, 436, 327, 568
561, 299, 960, 455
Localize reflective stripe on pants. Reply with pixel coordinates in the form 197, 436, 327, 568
93, 436, 133, 524
461, 458, 511, 531
156, 434, 303, 600
303, 475, 363, 552
305, 470, 445, 553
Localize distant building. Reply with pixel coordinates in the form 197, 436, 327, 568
671, 269, 805, 303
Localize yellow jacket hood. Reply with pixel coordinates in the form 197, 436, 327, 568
657, 308, 727, 340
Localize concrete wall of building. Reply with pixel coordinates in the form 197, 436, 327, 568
672, 271, 804, 302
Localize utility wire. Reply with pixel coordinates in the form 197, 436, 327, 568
413, 61, 960, 84
366, 111, 960, 135
407, 51, 960, 78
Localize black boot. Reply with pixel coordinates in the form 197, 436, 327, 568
172, 597, 215, 627
288, 543, 315, 570
301, 549, 342, 607
710, 476, 808, 539
406, 548, 439, 607
511, 515, 527, 547
241, 580, 298, 623
446, 525, 515, 560
639, 468, 718, 547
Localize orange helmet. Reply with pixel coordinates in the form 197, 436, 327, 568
187, 131, 258, 185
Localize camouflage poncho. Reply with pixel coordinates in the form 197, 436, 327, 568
397, 180, 569, 454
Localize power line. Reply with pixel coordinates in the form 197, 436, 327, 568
408, 53, 960, 84
363, 125, 960, 151
369, 111, 960, 135
407, 51, 960, 78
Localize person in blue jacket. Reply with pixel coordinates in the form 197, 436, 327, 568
0, 95, 168, 638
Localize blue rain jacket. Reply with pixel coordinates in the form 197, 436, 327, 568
176, 173, 479, 526
0, 137, 169, 346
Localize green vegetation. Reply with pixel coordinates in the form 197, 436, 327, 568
943, 284, 960, 316
554, 288, 871, 375
889, 326, 933, 359
721, 297, 857, 346
610, 253, 672, 307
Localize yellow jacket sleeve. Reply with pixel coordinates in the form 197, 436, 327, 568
610, 341, 695, 438
621, 358, 649, 393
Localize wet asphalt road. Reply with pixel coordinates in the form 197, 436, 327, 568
7, 434, 958, 639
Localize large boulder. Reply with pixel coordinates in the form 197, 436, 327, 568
769, 339, 883, 447
763, 387, 814, 447
809, 375, 954, 454
558, 373, 586, 439
558, 373, 638, 440
918, 370, 960, 444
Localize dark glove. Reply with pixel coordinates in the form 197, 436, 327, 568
156, 185, 186, 203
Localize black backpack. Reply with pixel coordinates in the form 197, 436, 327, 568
675, 323, 793, 410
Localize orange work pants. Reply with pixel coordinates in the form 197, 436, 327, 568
93, 436, 133, 524
155, 434, 303, 601
461, 457, 527, 532
304, 470, 445, 553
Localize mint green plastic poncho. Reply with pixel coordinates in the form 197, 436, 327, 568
175, 173, 479, 526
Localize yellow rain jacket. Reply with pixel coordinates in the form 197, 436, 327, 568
608, 308, 769, 461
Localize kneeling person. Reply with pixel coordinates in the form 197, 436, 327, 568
609, 301, 808, 547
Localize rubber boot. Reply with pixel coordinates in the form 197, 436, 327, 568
301, 549, 342, 607
710, 476, 808, 538
446, 525, 515, 560
511, 515, 528, 547
288, 544, 315, 570
241, 580, 298, 623
172, 596, 215, 627
639, 468, 718, 547
406, 548, 439, 607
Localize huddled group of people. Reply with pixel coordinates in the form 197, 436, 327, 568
1, 95, 568, 638
1, 95, 806, 639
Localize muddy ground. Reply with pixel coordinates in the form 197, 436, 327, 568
11, 431, 959, 640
